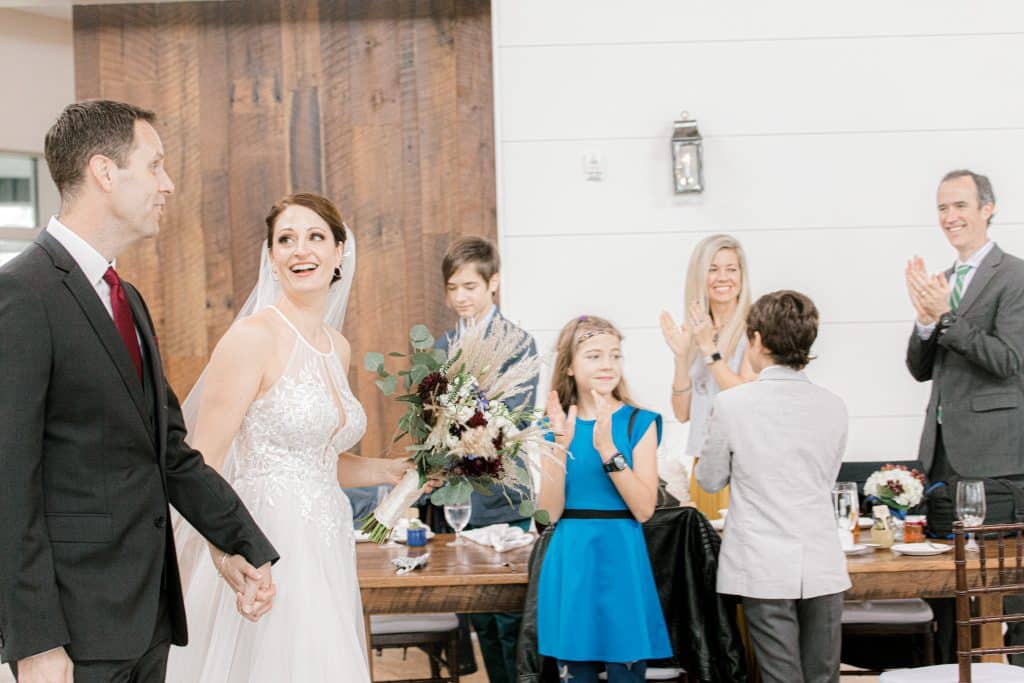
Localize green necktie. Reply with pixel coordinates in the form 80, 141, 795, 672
949, 264, 972, 312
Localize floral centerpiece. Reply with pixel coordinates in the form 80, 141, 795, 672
359, 320, 555, 543
863, 464, 926, 517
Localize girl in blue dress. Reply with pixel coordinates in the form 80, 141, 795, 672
537, 315, 672, 683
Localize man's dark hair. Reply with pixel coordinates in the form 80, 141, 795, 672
44, 99, 157, 200
941, 169, 996, 226
746, 290, 819, 370
442, 236, 500, 284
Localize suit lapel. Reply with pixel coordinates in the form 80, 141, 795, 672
956, 245, 1003, 316
38, 231, 152, 431
123, 284, 161, 445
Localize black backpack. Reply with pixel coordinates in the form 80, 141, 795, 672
925, 477, 1024, 537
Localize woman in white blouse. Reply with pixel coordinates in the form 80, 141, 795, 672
659, 234, 757, 518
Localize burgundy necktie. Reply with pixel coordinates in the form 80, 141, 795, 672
103, 266, 144, 382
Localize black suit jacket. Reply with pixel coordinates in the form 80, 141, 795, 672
906, 244, 1024, 478
0, 232, 278, 664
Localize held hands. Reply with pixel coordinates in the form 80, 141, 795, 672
658, 310, 692, 358
545, 390, 576, 459
905, 256, 951, 325
15, 646, 73, 683
591, 390, 617, 463
236, 562, 275, 623
212, 549, 276, 622
687, 301, 716, 354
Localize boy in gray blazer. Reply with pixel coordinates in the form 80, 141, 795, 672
697, 290, 849, 683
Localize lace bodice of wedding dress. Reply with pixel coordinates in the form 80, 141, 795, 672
167, 306, 372, 683
227, 307, 367, 545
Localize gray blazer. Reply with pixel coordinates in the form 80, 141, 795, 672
907, 244, 1024, 478
696, 365, 850, 600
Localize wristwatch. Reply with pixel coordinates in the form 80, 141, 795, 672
704, 351, 723, 366
602, 453, 628, 473
938, 312, 956, 333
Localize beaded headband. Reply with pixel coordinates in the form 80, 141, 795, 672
573, 316, 614, 346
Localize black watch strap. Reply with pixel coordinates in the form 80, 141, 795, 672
602, 453, 627, 473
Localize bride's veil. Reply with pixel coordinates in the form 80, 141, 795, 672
172, 226, 356, 588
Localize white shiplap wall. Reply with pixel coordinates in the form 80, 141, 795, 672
492, 1, 1024, 465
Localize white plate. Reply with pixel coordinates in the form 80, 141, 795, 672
710, 518, 726, 531
354, 530, 372, 543
891, 542, 953, 556
858, 518, 874, 529
843, 544, 873, 556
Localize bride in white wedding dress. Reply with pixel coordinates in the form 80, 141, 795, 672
166, 193, 410, 682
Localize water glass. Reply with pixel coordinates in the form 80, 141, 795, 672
444, 503, 472, 547
956, 480, 987, 553
832, 482, 859, 545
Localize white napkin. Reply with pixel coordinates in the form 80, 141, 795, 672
461, 523, 536, 552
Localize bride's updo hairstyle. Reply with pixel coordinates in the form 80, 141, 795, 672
265, 192, 347, 284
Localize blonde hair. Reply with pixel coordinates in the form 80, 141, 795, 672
682, 234, 752, 367
550, 315, 634, 412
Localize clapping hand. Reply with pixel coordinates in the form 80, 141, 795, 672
905, 256, 951, 324
545, 390, 576, 458
591, 390, 617, 462
658, 310, 692, 358
687, 301, 716, 354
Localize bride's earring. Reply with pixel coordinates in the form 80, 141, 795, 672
271, 270, 280, 281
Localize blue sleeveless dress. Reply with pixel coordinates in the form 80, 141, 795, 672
537, 405, 673, 663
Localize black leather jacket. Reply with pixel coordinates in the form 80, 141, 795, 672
516, 506, 748, 683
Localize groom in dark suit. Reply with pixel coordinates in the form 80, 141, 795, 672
906, 169, 1024, 662
0, 101, 279, 683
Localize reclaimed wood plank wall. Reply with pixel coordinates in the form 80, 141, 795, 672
73, 0, 496, 458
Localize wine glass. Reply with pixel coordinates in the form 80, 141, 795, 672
444, 502, 472, 547
956, 480, 986, 553
375, 484, 401, 548
832, 482, 859, 548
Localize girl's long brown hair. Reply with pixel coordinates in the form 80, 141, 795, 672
550, 315, 634, 412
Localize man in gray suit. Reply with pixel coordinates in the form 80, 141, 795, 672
905, 169, 1024, 661
906, 170, 1024, 481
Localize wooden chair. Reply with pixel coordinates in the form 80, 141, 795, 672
880, 521, 1024, 682
370, 613, 460, 683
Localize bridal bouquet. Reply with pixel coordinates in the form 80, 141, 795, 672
863, 464, 926, 511
360, 320, 553, 543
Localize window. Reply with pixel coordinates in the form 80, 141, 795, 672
0, 153, 38, 229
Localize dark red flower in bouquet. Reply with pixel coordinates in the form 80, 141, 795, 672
418, 372, 448, 401
460, 455, 504, 478
467, 411, 488, 428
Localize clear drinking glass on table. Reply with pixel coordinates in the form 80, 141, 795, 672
444, 502, 472, 547
832, 482, 859, 548
956, 480, 986, 553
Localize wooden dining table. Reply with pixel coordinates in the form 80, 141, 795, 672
356, 532, 1014, 678
846, 538, 1015, 660
357, 534, 532, 679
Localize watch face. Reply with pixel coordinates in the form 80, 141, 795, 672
613, 455, 626, 470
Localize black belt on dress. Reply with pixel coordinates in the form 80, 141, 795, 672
560, 508, 633, 519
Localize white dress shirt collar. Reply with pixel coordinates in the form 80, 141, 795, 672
458, 304, 498, 336
955, 240, 995, 271
46, 216, 113, 288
